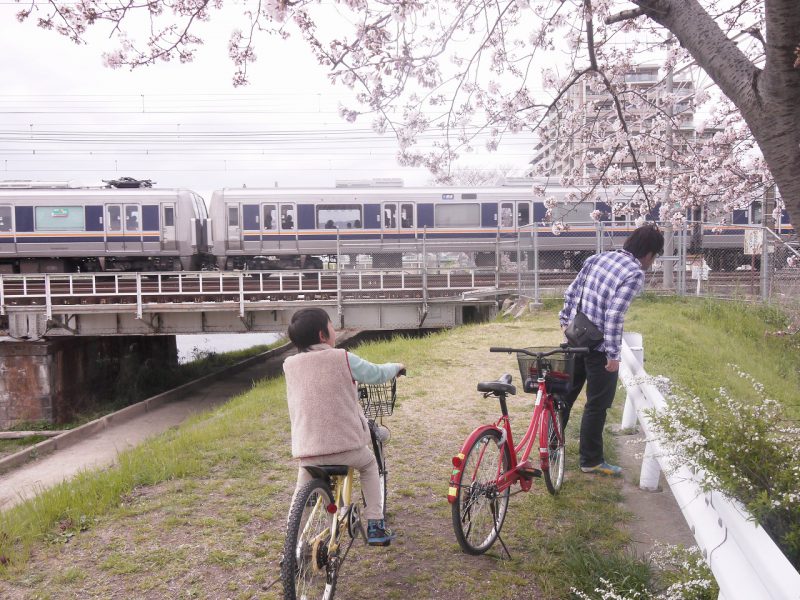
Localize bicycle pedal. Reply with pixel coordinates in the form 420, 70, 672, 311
518, 467, 542, 479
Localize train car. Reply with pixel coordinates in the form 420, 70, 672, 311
0, 178, 208, 273
206, 182, 653, 271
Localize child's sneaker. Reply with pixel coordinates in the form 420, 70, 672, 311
367, 519, 396, 546
580, 462, 623, 477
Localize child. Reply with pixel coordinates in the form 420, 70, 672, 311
283, 307, 405, 546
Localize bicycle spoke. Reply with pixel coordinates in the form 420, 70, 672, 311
451, 431, 511, 555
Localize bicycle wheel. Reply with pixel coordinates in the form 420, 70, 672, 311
282, 479, 338, 600
542, 406, 566, 495
451, 429, 512, 555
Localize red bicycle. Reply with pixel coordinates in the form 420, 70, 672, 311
448, 344, 588, 555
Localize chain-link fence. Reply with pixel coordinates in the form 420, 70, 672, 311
328, 223, 799, 312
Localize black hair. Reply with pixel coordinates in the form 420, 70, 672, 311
623, 223, 664, 259
287, 307, 331, 351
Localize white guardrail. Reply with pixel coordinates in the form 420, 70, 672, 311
619, 332, 800, 600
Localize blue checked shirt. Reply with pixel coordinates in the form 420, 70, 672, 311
559, 250, 645, 361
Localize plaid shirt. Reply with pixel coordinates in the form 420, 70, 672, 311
559, 249, 645, 361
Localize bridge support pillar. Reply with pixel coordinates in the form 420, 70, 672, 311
0, 336, 177, 429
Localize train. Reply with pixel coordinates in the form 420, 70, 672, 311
0, 177, 792, 274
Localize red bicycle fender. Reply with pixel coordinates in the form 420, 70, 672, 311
447, 424, 504, 503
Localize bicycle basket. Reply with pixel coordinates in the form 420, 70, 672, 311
516, 347, 576, 395
357, 378, 397, 418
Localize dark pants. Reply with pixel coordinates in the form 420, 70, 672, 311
560, 350, 619, 468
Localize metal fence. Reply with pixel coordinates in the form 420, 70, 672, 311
333, 222, 799, 309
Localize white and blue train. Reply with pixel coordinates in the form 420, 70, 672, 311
0, 178, 790, 273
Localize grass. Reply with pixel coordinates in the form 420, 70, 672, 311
0, 297, 794, 598
624, 296, 800, 417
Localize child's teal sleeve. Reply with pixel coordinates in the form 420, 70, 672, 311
347, 352, 401, 384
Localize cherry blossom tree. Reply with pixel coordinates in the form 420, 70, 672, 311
14, 0, 800, 227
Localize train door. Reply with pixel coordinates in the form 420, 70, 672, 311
124, 205, 143, 252
106, 204, 124, 252
161, 203, 177, 250
499, 202, 515, 230
227, 203, 242, 250
382, 202, 399, 238
279, 203, 296, 250
0, 205, 14, 255
261, 203, 277, 252
516, 202, 531, 228
399, 203, 415, 233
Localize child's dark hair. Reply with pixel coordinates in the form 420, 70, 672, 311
288, 307, 331, 351
624, 223, 664, 259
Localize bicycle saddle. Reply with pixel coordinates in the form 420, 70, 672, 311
477, 373, 516, 396
303, 465, 349, 479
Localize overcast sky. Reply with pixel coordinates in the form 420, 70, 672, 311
0, 4, 540, 200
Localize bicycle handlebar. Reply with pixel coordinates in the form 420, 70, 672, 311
489, 346, 589, 357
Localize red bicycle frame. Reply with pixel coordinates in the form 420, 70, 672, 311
447, 373, 563, 502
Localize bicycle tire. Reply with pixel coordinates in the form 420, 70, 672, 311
542, 407, 566, 495
451, 429, 512, 555
281, 478, 338, 600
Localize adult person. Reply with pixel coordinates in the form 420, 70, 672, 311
558, 223, 664, 476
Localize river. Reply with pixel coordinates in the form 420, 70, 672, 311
175, 333, 283, 364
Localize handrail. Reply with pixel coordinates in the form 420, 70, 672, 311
619, 333, 800, 600
0, 268, 498, 313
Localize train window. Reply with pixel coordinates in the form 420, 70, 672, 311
228, 206, 240, 228
750, 201, 762, 224
0, 206, 11, 231
316, 204, 362, 229
517, 202, 530, 226
125, 206, 140, 231
400, 204, 414, 228
107, 206, 122, 231
35, 206, 85, 231
500, 203, 514, 227
383, 204, 398, 228
262, 204, 277, 230
281, 205, 295, 230
556, 201, 594, 223
435, 203, 479, 227
163, 206, 175, 227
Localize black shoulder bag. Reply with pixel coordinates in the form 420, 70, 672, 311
564, 269, 604, 350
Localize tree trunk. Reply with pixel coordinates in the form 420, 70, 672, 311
639, 0, 800, 228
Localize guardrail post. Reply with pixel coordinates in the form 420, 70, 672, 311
533, 223, 540, 304
336, 229, 343, 328
135, 273, 143, 320
238, 271, 245, 318
495, 231, 500, 290
45, 274, 52, 321
760, 225, 769, 302
0, 275, 5, 316
516, 231, 521, 296
640, 441, 662, 491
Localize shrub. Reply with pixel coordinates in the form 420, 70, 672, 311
648, 366, 800, 569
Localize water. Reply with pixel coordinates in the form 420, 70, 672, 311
175, 333, 283, 364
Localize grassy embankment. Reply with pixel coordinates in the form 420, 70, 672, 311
0, 297, 796, 599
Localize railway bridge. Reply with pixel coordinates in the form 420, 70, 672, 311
0, 267, 501, 428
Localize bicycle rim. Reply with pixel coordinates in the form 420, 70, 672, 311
451, 430, 511, 555
282, 479, 337, 600
542, 408, 566, 494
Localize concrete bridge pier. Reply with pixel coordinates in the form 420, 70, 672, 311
0, 336, 178, 429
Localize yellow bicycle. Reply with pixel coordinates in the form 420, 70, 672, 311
280, 375, 400, 600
